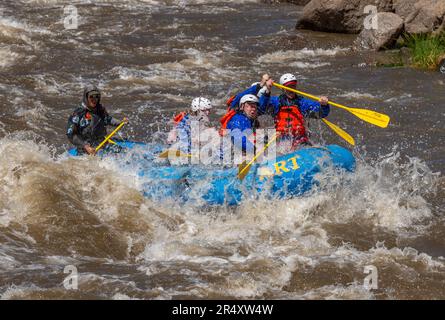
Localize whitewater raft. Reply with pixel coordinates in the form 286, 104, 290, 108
68, 141, 355, 206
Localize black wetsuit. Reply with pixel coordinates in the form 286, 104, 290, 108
66, 103, 120, 153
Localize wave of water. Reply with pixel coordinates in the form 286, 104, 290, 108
257, 48, 348, 70
1, 0, 444, 300
0, 137, 443, 299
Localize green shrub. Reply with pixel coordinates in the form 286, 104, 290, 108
403, 32, 445, 70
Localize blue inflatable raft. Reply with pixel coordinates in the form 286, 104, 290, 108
68, 141, 355, 206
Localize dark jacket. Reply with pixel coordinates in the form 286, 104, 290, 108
66, 102, 120, 151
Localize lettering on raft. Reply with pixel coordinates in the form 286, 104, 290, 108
273, 155, 300, 175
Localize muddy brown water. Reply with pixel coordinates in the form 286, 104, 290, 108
0, 0, 444, 299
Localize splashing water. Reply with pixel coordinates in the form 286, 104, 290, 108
0, 136, 443, 299
0, 0, 444, 300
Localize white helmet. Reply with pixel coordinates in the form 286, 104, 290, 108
191, 97, 212, 112
239, 94, 259, 106
279, 73, 297, 86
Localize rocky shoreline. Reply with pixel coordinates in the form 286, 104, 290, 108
278, 0, 445, 71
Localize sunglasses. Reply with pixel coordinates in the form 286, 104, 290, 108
88, 94, 100, 100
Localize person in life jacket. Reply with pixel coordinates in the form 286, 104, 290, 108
260, 73, 329, 150
225, 94, 260, 155
66, 85, 128, 155
167, 97, 214, 154
220, 73, 270, 137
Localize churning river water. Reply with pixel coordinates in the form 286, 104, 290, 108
0, 0, 444, 299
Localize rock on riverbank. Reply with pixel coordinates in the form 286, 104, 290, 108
294, 0, 445, 50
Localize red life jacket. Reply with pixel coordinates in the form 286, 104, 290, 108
219, 109, 236, 136
226, 95, 236, 108
218, 95, 237, 136
275, 105, 307, 138
173, 111, 187, 126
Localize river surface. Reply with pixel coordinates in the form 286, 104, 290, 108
0, 0, 444, 299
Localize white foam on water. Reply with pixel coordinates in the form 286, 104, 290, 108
30, 75, 72, 95
298, 284, 376, 300
289, 61, 331, 69
0, 15, 52, 67
1, 285, 33, 300
258, 47, 347, 64
0, 0, 441, 300
0, 251, 19, 270
0, 15, 51, 36
15, 100, 50, 121
338, 91, 378, 99
146, 0, 260, 5
109, 48, 237, 91
127, 144, 442, 297
0, 16, 31, 35
21, 0, 259, 8
10, 99, 60, 135
385, 93, 413, 103
112, 293, 134, 300
0, 127, 442, 299
0, 47, 21, 68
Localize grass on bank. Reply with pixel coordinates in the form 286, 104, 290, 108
402, 32, 445, 70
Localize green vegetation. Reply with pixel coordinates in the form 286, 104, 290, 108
402, 32, 445, 70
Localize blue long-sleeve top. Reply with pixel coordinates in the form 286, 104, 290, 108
259, 93, 330, 119
229, 84, 262, 110
226, 113, 257, 154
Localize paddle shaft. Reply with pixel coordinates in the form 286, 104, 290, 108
272, 82, 390, 128
95, 121, 126, 152
159, 149, 193, 158
238, 133, 279, 180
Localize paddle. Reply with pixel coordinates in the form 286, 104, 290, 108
272, 82, 390, 128
158, 149, 193, 159
238, 133, 280, 181
95, 120, 126, 153
322, 118, 355, 146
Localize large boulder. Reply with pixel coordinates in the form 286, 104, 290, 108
393, 0, 418, 20
296, 0, 394, 34
394, 0, 445, 34
354, 12, 404, 50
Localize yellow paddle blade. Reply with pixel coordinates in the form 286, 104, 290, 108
158, 150, 170, 158
237, 160, 254, 181
322, 118, 355, 146
329, 102, 390, 128
272, 82, 390, 128
108, 139, 117, 145
237, 160, 248, 179
158, 149, 192, 159
95, 121, 126, 152
238, 133, 279, 180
